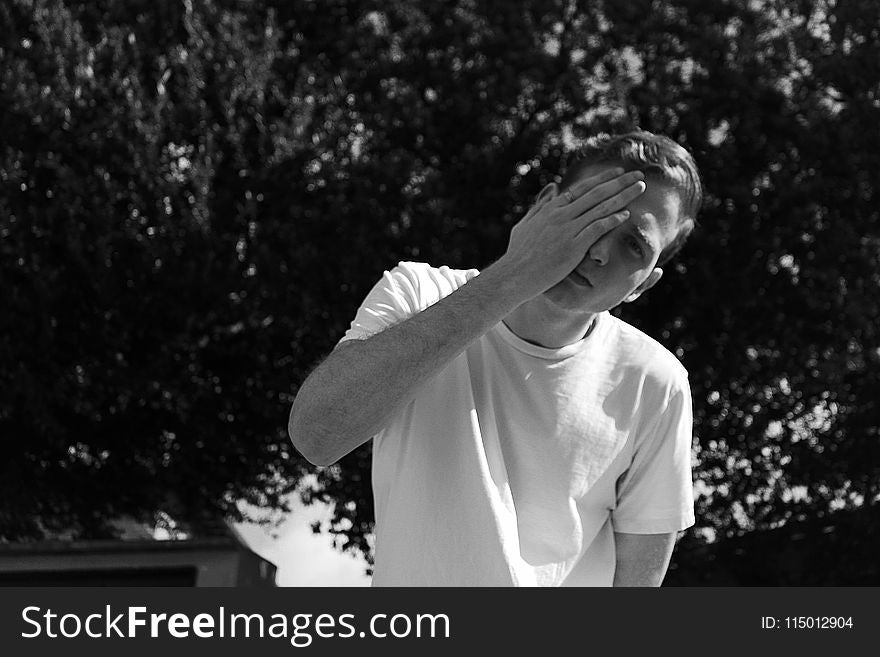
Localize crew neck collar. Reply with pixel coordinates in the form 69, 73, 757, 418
496, 312, 608, 359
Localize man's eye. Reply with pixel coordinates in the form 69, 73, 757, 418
627, 237, 644, 257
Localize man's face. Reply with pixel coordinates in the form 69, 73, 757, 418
543, 165, 684, 313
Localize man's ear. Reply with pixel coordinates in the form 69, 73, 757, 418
522, 182, 560, 220
535, 182, 559, 205
623, 267, 663, 303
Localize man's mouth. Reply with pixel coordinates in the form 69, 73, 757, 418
570, 271, 592, 287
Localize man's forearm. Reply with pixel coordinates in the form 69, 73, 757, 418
289, 259, 528, 465
612, 532, 676, 587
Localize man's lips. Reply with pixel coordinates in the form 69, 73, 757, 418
570, 270, 593, 287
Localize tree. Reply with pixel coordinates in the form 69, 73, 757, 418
1, 0, 308, 537
2, 0, 877, 583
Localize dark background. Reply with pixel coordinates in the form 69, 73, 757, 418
2, 0, 878, 584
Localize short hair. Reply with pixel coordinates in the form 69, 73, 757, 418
560, 130, 703, 266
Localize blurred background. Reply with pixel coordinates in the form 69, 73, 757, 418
1, 0, 877, 585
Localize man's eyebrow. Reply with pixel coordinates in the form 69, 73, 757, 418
629, 225, 656, 252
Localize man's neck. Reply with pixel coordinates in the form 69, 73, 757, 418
502, 296, 598, 349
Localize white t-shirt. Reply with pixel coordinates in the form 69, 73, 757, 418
340, 262, 695, 586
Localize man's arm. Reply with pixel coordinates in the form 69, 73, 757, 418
612, 532, 677, 587
289, 265, 529, 465
288, 168, 646, 466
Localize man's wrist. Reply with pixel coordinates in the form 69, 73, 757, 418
476, 257, 543, 308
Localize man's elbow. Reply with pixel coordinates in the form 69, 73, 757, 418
288, 400, 338, 467
288, 371, 377, 466
289, 395, 371, 466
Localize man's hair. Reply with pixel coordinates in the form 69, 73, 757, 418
560, 130, 703, 266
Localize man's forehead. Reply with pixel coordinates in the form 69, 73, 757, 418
576, 160, 651, 175
576, 162, 626, 176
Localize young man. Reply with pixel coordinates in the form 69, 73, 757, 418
289, 130, 703, 586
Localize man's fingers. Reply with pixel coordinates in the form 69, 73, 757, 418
562, 166, 625, 202
562, 168, 642, 206
585, 179, 646, 218
568, 171, 644, 214
575, 209, 630, 241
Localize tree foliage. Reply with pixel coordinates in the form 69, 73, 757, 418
2, 0, 878, 581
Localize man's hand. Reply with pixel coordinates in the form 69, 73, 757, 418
494, 168, 646, 300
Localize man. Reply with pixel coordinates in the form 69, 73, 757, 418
289, 130, 702, 586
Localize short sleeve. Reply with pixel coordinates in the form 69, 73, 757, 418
611, 374, 695, 534
339, 261, 479, 344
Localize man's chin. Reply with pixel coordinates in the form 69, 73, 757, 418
543, 278, 593, 310
545, 279, 621, 314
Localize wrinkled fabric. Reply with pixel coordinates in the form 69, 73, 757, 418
340, 262, 695, 586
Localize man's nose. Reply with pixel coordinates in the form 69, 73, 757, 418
588, 235, 610, 266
